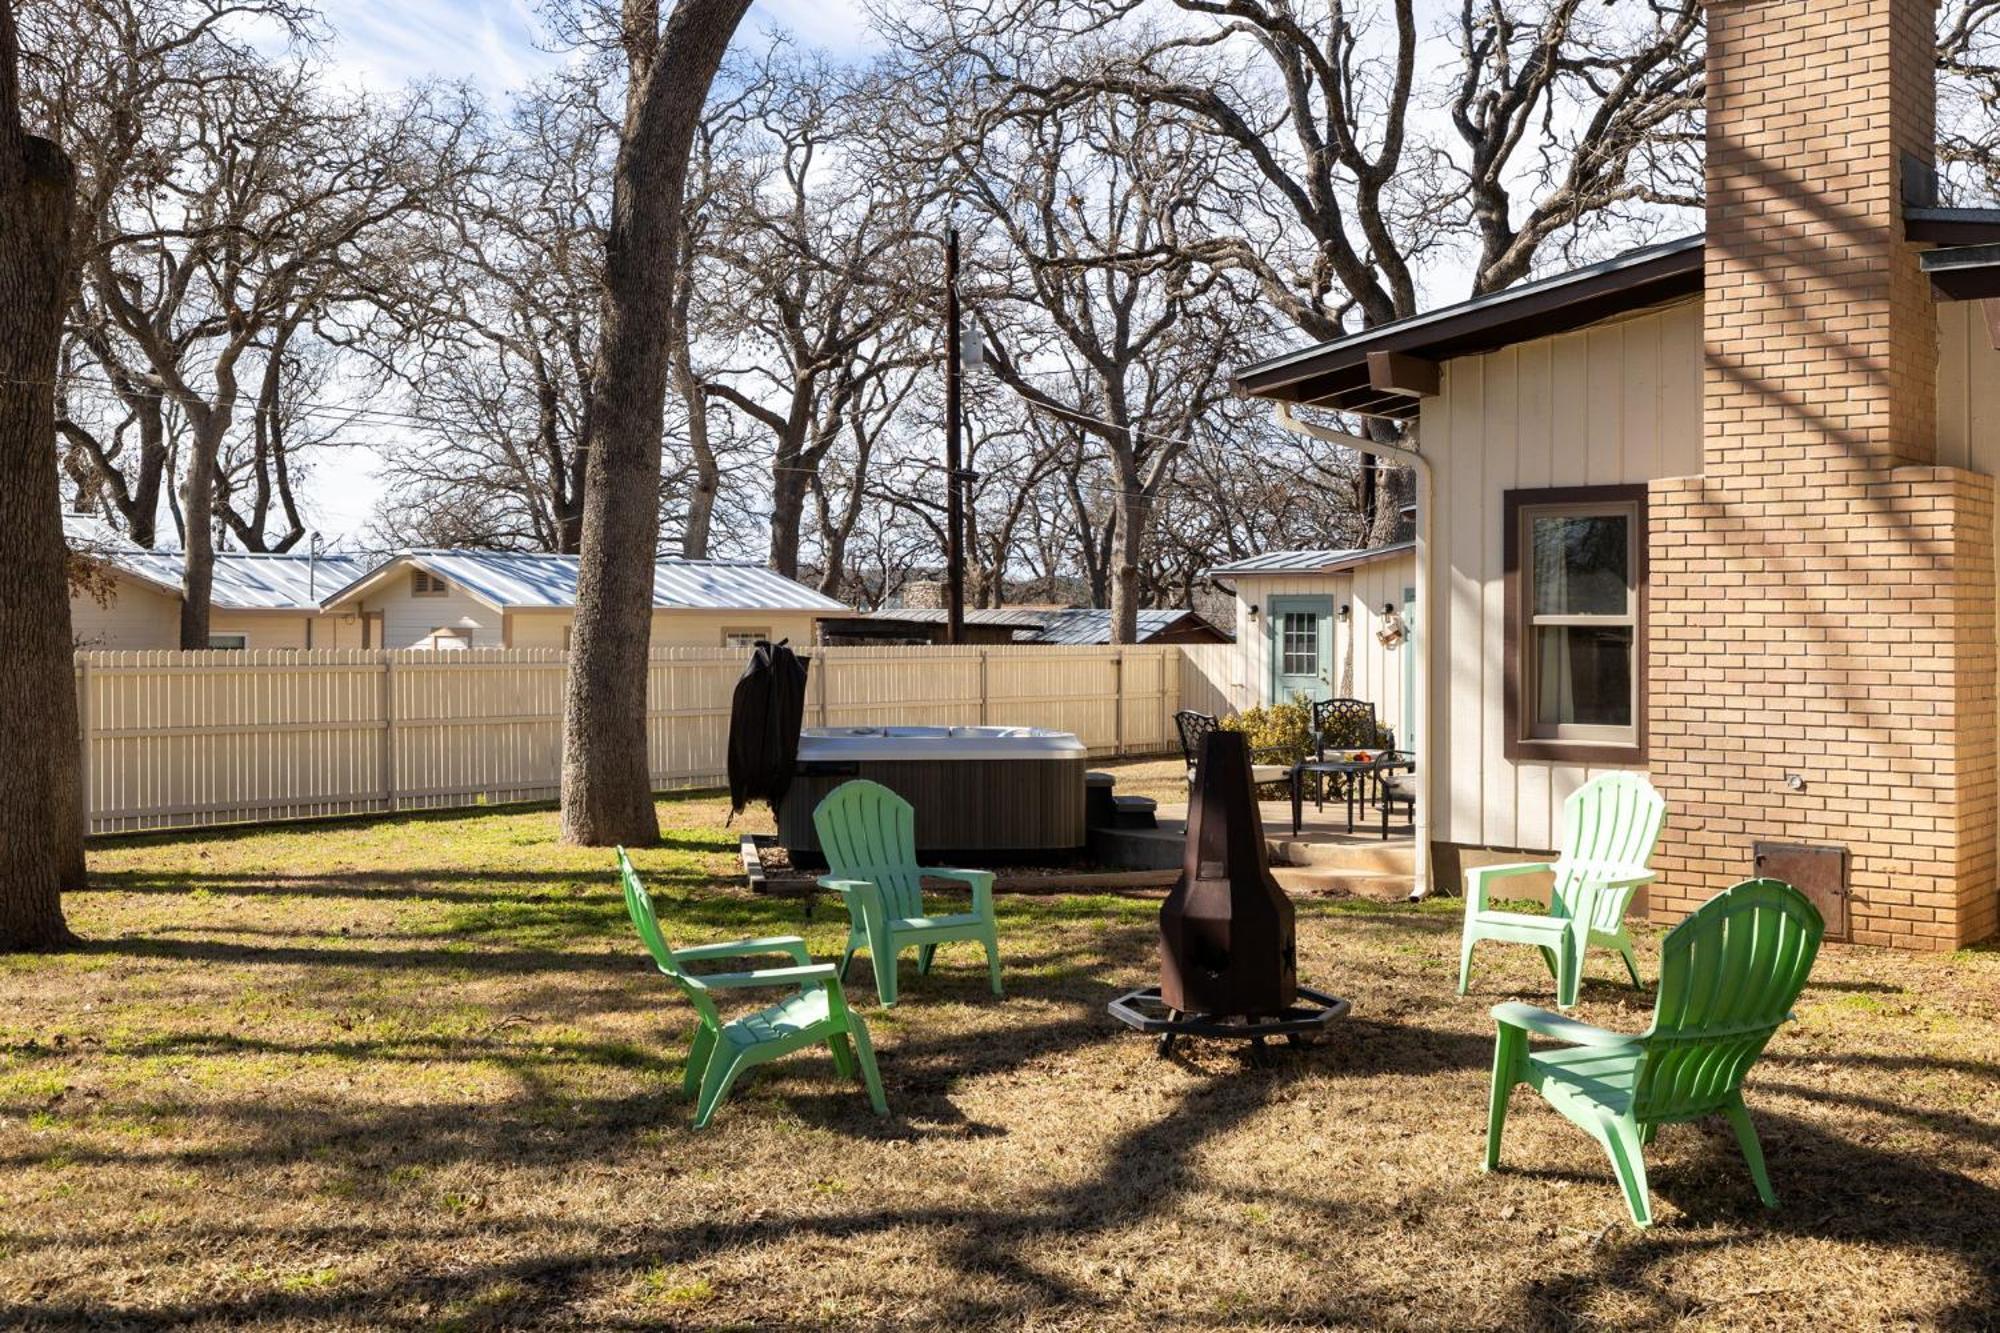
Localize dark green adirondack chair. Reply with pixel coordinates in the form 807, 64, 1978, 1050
813, 779, 1002, 1006
1483, 878, 1825, 1227
618, 849, 886, 1129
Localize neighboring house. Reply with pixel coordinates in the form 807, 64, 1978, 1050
1205, 542, 1416, 742
824, 606, 1228, 646
315, 551, 847, 649
1231, 0, 1999, 949
66, 518, 372, 650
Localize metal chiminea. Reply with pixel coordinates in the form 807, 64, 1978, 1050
1109, 729, 1348, 1060
1161, 729, 1297, 1016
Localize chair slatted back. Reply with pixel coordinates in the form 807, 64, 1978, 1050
813, 780, 927, 919
1632, 879, 1824, 1121
1550, 773, 1667, 934
1312, 697, 1380, 750
617, 848, 720, 1026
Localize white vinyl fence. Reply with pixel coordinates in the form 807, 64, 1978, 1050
75, 645, 1194, 835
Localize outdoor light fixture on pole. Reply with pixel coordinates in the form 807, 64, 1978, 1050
944, 228, 966, 645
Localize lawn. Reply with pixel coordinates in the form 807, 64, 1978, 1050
2, 776, 1996, 1330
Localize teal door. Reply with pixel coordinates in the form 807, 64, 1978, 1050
1268, 596, 1334, 705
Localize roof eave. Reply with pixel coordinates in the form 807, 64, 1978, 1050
1232, 236, 1705, 409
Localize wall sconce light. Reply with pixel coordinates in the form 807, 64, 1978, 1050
1247, 604, 1260, 623
1337, 604, 1351, 622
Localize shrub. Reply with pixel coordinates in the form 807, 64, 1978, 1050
1218, 697, 1318, 765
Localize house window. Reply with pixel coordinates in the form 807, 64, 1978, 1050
1504, 485, 1646, 763
721, 627, 771, 649
1280, 613, 1318, 676
424, 628, 472, 651
411, 569, 448, 597
207, 633, 248, 650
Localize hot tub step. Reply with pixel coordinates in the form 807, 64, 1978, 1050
1111, 795, 1158, 829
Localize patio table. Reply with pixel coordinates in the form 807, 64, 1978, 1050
1288, 752, 1415, 839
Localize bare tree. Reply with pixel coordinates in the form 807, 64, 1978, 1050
560, 0, 752, 847
40, 1, 450, 641
697, 51, 926, 580
372, 87, 607, 552
0, 0, 82, 947
954, 92, 1254, 641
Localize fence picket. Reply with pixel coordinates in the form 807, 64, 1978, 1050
71, 643, 1191, 834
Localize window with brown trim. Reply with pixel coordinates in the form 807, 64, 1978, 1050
1503, 485, 1647, 764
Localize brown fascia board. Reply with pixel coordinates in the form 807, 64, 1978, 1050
1905, 207, 2000, 247
1233, 235, 1705, 407
1920, 242, 2000, 301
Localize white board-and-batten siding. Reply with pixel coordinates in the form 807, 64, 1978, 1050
1225, 558, 1413, 740
1421, 298, 1704, 854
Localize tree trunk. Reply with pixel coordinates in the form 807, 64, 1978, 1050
560, 0, 751, 847
177, 416, 222, 648
766, 455, 810, 580
676, 360, 718, 560
0, 0, 83, 947
1109, 459, 1148, 645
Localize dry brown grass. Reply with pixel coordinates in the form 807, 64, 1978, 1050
2, 768, 1996, 1330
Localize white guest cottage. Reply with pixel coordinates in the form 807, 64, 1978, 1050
315, 551, 847, 650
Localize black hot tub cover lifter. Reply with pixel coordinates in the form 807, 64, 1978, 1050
727, 639, 809, 819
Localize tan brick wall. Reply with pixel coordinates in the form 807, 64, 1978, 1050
1650, 0, 2000, 948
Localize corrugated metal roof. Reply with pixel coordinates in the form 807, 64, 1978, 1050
328, 551, 850, 613
116, 550, 374, 610
65, 515, 373, 610
1206, 541, 1416, 578
862, 605, 1196, 644
1034, 609, 1191, 645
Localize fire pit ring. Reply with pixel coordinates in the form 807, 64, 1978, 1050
1107, 984, 1351, 1062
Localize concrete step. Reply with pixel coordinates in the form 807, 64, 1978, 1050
1272, 865, 1415, 900
1266, 837, 1414, 874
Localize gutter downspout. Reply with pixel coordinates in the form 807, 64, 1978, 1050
1272, 402, 1438, 901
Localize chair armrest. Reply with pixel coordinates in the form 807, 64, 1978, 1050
1463, 860, 1554, 912
817, 876, 883, 904
672, 935, 812, 966
1491, 1001, 1639, 1047
921, 867, 996, 915
696, 963, 839, 991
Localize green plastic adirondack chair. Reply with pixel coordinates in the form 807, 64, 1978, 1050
1458, 772, 1666, 1007
617, 849, 886, 1128
812, 779, 1002, 1007
1484, 878, 1824, 1227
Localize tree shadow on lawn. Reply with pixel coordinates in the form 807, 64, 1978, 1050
1498, 1109, 2000, 1329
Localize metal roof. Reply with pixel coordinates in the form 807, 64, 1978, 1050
322, 551, 850, 614
1206, 541, 1416, 579
863, 605, 1200, 644
65, 516, 373, 611
116, 550, 374, 610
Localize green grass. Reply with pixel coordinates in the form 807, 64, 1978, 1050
0, 772, 1995, 1330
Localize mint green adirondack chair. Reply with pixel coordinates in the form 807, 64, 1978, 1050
617, 849, 886, 1128
812, 779, 1003, 1006
1458, 772, 1665, 1007
1484, 878, 1824, 1227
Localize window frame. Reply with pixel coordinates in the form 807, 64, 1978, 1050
720, 626, 772, 649
1502, 484, 1648, 765
207, 632, 249, 651
424, 627, 472, 651
410, 569, 448, 598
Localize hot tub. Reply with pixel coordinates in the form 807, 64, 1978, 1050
777, 725, 1089, 862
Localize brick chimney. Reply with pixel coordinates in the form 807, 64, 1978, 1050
1648, 0, 1999, 947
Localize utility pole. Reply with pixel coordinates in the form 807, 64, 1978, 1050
944, 227, 966, 645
